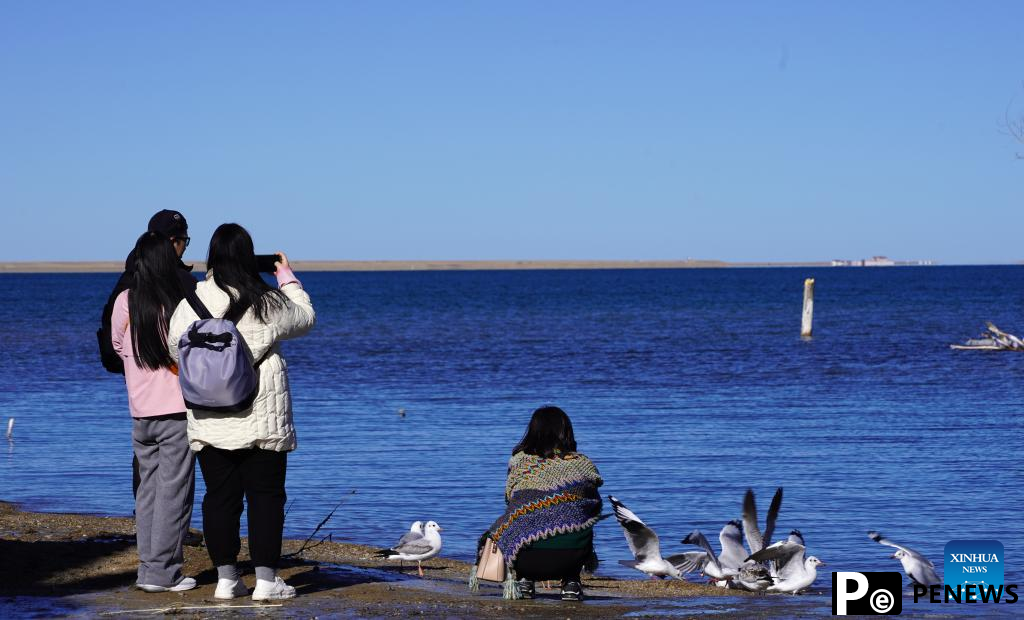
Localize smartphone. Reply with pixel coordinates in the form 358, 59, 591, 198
256, 254, 282, 273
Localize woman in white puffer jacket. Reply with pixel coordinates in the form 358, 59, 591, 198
168, 223, 314, 602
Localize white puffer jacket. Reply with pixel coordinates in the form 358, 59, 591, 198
167, 274, 315, 452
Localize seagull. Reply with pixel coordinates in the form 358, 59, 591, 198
678, 528, 741, 585
868, 531, 940, 586
747, 535, 825, 593
376, 521, 442, 577
609, 496, 691, 579
380, 521, 424, 570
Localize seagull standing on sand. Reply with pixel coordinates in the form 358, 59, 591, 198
609, 496, 690, 579
747, 535, 825, 594
868, 531, 940, 586
376, 521, 442, 577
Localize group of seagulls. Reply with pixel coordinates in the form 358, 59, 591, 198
610, 488, 940, 594
372, 494, 942, 592
610, 488, 823, 594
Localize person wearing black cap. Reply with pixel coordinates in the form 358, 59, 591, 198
98, 210, 197, 374
97, 210, 199, 498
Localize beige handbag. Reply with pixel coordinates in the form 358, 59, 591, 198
475, 537, 506, 583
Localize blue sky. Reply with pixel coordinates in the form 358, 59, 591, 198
1, 2, 1022, 263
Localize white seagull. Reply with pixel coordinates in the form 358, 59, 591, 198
609, 496, 690, 579
868, 530, 940, 586
747, 535, 825, 593
376, 520, 442, 577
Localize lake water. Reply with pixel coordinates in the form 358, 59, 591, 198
2, 266, 1022, 615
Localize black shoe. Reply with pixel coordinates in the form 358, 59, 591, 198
517, 578, 535, 599
561, 581, 583, 601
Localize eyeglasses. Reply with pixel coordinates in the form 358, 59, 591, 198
172, 236, 190, 248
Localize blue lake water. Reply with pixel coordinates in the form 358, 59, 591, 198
1, 266, 1022, 614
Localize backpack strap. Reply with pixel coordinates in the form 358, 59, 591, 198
184, 290, 214, 321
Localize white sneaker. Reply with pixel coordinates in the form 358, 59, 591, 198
138, 577, 197, 593
214, 578, 249, 599
251, 576, 296, 601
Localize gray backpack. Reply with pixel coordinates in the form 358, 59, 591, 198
177, 292, 266, 413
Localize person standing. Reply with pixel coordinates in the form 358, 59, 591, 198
111, 232, 197, 592
98, 210, 197, 496
168, 223, 315, 601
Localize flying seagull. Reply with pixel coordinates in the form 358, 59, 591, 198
868, 531, 940, 586
609, 496, 691, 579
376, 521, 442, 577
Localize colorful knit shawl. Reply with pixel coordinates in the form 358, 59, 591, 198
488, 451, 603, 569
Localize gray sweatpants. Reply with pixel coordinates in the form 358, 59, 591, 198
132, 413, 196, 587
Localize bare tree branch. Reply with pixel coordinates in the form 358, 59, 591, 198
283, 489, 356, 559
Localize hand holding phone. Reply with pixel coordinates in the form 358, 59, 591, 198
256, 253, 283, 273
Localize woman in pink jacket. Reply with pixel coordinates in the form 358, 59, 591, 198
111, 232, 197, 593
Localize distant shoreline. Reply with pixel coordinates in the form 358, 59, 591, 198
0, 259, 964, 273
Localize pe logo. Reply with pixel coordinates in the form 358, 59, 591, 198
832, 572, 903, 615
945, 540, 1003, 602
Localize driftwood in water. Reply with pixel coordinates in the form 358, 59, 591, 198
951, 322, 1024, 351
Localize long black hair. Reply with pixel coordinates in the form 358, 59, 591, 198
512, 406, 578, 458
206, 223, 286, 323
128, 232, 187, 370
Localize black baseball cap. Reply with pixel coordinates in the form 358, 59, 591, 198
147, 210, 189, 238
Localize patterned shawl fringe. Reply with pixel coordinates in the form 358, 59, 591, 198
502, 570, 522, 600
466, 564, 521, 600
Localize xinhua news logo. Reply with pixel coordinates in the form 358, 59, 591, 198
832, 572, 902, 615
943, 540, 1003, 602
911, 539, 1018, 605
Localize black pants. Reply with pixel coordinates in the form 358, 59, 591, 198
514, 547, 590, 583
197, 446, 287, 569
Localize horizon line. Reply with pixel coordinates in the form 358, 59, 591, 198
1, 258, 1022, 274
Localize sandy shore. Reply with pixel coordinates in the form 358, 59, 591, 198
0, 259, 835, 273
0, 501, 787, 618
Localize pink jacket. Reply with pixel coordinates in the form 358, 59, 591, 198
110, 290, 188, 418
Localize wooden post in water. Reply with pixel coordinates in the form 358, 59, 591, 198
801, 278, 815, 338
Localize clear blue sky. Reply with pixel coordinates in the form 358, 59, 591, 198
1, 1, 1021, 263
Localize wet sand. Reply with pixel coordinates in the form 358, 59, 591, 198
0, 501, 802, 619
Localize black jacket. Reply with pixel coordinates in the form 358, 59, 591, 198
97, 250, 198, 374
